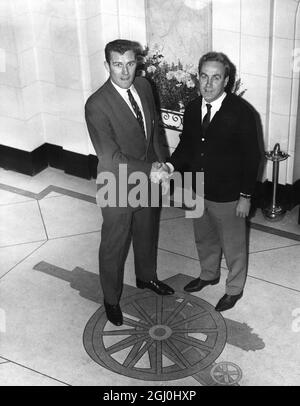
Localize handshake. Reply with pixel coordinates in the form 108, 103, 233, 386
150, 161, 172, 194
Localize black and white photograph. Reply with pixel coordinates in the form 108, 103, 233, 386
0, 0, 299, 389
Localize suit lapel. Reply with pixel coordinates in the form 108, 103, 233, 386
106, 80, 147, 140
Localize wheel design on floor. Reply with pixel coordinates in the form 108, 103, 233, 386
210, 361, 243, 385
83, 291, 227, 381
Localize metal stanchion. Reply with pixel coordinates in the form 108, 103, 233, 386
262, 143, 289, 221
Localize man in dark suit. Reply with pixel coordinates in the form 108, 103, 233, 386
164, 52, 261, 312
85, 39, 174, 326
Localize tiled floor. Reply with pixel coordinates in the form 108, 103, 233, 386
0, 167, 300, 386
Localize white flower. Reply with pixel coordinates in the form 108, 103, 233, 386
179, 101, 185, 112
166, 71, 175, 80
186, 65, 198, 76
186, 79, 195, 88
174, 70, 191, 83
147, 65, 157, 73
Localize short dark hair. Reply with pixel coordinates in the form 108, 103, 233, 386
198, 52, 232, 78
105, 39, 142, 63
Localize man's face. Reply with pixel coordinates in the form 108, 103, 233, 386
199, 61, 229, 102
105, 50, 137, 89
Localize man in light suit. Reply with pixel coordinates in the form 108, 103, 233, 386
163, 52, 261, 312
85, 39, 174, 326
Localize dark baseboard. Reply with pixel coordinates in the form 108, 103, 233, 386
0, 143, 98, 179
0, 144, 48, 176
0, 143, 300, 211
252, 179, 300, 211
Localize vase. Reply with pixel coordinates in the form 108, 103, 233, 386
161, 108, 184, 132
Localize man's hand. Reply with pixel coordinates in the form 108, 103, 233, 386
150, 162, 170, 183
150, 162, 171, 195
236, 196, 251, 218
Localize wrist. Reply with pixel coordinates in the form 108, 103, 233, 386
240, 192, 251, 199
165, 162, 174, 174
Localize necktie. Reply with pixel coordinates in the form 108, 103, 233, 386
127, 89, 146, 136
202, 103, 212, 132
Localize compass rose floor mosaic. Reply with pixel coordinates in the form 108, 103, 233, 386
0, 167, 300, 386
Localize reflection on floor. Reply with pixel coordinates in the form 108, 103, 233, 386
0, 167, 299, 386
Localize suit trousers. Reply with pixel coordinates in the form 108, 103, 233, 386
193, 199, 247, 295
99, 206, 160, 305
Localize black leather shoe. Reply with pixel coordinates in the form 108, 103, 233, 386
104, 301, 123, 326
184, 277, 219, 293
136, 279, 174, 295
215, 292, 243, 312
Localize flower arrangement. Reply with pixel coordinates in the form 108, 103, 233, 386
138, 45, 246, 113
139, 45, 199, 112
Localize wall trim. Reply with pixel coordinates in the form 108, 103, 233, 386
0, 143, 97, 179
0, 143, 299, 210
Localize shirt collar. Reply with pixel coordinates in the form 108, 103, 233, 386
110, 80, 135, 97
202, 92, 227, 110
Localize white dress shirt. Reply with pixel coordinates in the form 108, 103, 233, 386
201, 92, 227, 122
110, 80, 147, 138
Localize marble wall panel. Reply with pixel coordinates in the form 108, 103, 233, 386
61, 118, 90, 155
42, 113, 63, 146
272, 37, 295, 79
12, 13, 35, 53
0, 84, 23, 119
26, 113, 45, 148
79, 0, 102, 19
31, 13, 52, 50
241, 0, 271, 38
89, 50, 107, 92
100, 13, 120, 45
270, 76, 292, 116
240, 35, 270, 77
274, 0, 298, 40
0, 51, 20, 87
212, 0, 240, 32
0, 0, 12, 16
50, 17, 80, 55
39, 82, 59, 117
30, 0, 77, 18
288, 114, 297, 153
119, 0, 146, 19
0, 117, 25, 148
212, 29, 240, 70
56, 87, 85, 123
22, 82, 42, 120
53, 52, 82, 90
86, 14, 106, 56
268, 113, 290, 152
10, 0, 30, 16
241, 73, 269, 116
0, 15, 17, 53
100, 0, 118, 15
119, 16, 147, 45
146, 0, 211, 66
19, 48, 38, 87
291, 77, 299, 117
36, 48, 56, 84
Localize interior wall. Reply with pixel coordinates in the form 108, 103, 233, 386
0, 0, 147, 156
212, 0, 300, 185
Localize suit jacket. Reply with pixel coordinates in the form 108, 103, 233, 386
85, 77, 165, 209
169, 93, 261, 202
